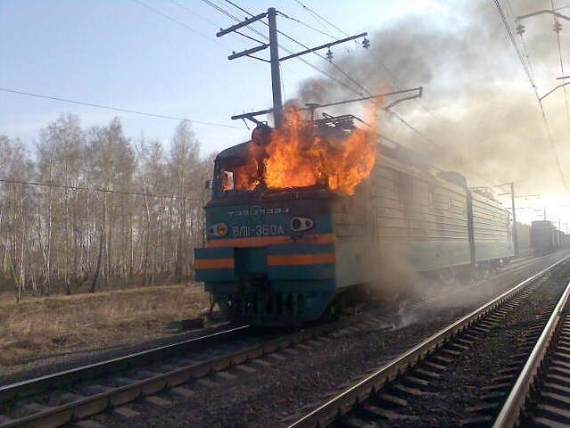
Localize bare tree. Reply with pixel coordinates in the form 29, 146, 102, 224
169, 121, 200, 282
0, 136, 34, 301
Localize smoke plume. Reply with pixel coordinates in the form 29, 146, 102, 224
293, 1, 570, 198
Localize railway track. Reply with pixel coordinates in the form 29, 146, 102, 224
0, 325, 252, 427
0, 308, 386, 428
0, 253, 564, 427
495, 269, 570, 427
287, 256, 570, 428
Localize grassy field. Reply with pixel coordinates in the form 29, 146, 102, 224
0, 283, 210, 366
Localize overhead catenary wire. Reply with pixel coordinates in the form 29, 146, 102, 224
201, 0, 368, 96
291, 0, 437, 120
285, 0, 507, 189
550, 0, 570, 130
0, 87, 242, 129
286, 1, 445, 146
494, 0, 569, 195
132, 0, 229, 50
218, 0, 461, 167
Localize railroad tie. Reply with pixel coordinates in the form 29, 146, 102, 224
170, 387, 196, 398
544, 381, 570, 395
112, 407, 140, 419
532, 416, 570, 428
414, 368, 440, 380
377, 393, 408, 407
195, 377, 219, 388
268, 353, 287, 361
234, 364, 257, 373
145, 396, 174, 408
537, 404, 570, 423
459, 415, 493, 427
402, 375, 430, 388
216, 371, 238, 381
75, 420, 107, 428
360, 404, 419, 422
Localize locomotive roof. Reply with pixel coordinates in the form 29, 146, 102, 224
216, 141, 249, 160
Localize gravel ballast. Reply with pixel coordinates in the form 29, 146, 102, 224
89, 252, 569, 428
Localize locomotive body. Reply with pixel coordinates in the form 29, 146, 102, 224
194, 118, 515, 326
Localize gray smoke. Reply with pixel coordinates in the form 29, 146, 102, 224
294, 1, 570, 198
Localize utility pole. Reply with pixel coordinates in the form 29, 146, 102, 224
267, 8, 283, 127
217, 7, 369, 127
510, 182, 519, 257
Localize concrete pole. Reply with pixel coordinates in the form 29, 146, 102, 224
268, 8, 283, 128
511, 182, 519, 257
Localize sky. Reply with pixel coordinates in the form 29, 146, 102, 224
2, 0, 570, 228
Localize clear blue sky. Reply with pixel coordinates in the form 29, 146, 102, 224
0, 0, 446, 154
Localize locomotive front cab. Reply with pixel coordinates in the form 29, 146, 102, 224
194, 137, 339, 325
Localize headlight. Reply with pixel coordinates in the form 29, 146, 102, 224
208, 223, 228, 237
290, 217, 314, 232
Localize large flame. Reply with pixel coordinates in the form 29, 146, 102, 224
232, 107, 378, 195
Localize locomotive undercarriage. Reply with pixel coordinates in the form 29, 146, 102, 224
210, 276, 378, 326
211, 277, 327, 326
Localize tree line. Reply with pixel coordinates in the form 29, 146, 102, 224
0, 114, 214, 300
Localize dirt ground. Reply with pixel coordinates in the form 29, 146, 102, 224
0, 283, 210, 367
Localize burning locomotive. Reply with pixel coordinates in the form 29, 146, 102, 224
193, 110, 514, 326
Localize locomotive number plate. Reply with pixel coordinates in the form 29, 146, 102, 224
231, 224, 285, 238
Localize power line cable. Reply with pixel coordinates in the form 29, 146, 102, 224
282, 1, 509, 188
132, 0, 228, 49
215, 0, 370, 96
550, 0, 570, 129
200, 0, 368, 96
292, 0, 351, 40
216, 0, 494, 186
168, 0, 221, 29
291, 0, 436, 119
0, 178, 196, 201
494, 0, 569, 195
283, 2, 445, 145
276, 11, 337, 39
0, 88, 242, 129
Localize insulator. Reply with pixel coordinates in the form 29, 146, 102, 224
554, 21, 562, 33
326, 49, 333, 61
516, 24, 525, 35
362, 37, 370, 49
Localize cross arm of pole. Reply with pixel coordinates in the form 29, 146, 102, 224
216, 12, 268, 37
228, 44, 269, 60
516, 9, 570, 22
279, 32, 368, 62
539, 81, 570, 101
231, 108, 274, 125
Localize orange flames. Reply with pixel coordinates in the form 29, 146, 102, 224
232, 107, 378, 195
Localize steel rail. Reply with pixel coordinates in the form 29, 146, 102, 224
0, 324, 250, 406
287, 256, 569, 428
0, 315, 357, 427
493, 278, 570, 427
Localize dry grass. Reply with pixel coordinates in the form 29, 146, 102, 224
0, 283, 210, 366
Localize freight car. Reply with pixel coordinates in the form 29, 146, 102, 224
530, 220, 568, 254
194, 114, 514, 326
